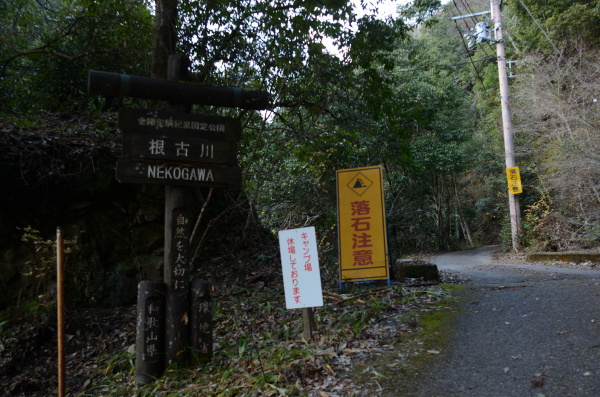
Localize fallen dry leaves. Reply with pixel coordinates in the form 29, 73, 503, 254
0, 248, 461, 396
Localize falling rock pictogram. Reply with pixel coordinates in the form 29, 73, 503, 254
353, 178, 366, 188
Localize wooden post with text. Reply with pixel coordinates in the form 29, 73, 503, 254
88, 56, 268, 382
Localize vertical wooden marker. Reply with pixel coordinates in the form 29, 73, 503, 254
190, 280, 213, 364
164, 54, 193, 367
135, 281, 166, 383
165, 205, 191, 366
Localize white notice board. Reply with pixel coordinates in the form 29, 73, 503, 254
278, 227, 324, 309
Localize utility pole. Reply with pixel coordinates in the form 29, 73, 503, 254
451, 1, 522, 252
492, 0, 521, 252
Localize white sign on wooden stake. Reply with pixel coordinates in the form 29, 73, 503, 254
278, 227, 324, 309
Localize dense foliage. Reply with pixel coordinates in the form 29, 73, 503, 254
2, 0, 598, 263
0, 0, 153, 113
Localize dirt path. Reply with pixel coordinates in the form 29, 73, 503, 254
386, 246, 600, 396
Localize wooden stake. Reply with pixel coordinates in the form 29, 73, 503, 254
303, 308, 316, 340
56, 227, 65, 397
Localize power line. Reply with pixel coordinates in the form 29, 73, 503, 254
515, 0, 586, 87
395, 56, 496, 73
516, 0, 561, 55
453, 20, 489, 94
458, 0, 479, 24
452, 0, 473, 27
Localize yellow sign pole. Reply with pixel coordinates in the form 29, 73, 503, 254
336, 166, 389, 286
506, 167, 523, 195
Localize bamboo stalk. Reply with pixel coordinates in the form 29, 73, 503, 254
56, 227, 65, 397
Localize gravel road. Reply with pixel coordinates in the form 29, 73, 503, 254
393, 246, 600, 397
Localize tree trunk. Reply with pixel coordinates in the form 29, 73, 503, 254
433, 173, 447, 251
453, 176, 473, 246
152, 0, 179, 79
442, 175, 451, 250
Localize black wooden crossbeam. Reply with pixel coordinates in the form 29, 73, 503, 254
88, 70, 269, 110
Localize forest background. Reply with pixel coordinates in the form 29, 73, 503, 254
0, 0, 599, 310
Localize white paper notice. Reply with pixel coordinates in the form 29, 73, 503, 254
278, 227, 324, 309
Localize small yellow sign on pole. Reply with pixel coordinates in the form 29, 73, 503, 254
506, 167, 523, 194
336, 166, 389, 285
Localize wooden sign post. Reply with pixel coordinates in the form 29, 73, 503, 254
88, 55, 268, 381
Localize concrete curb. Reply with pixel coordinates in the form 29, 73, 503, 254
526, 252, 600, 263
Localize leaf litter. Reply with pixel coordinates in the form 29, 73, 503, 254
0, 247, 463, 396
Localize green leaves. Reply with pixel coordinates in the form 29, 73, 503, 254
0, 0, 153, 114
505, 0, 600, 50
399, 0, 443, 28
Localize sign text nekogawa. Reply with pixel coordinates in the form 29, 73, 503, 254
116, 108, 242, 188
116, 159, 241, 188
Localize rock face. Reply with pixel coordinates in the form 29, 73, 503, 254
0, 114, 247, 312
0, 183, 167, 310
0, 174, 241, 312
0, 114, 249, 312
394, 259, 440, 281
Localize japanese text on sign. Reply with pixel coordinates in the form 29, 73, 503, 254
506, 167, 523, 194
144, 302, 161, 360
336, 166, 389, 283
351, 200, 374, 266
137, 116, 225, 132
196, 301, 212, 352
149, 139, 213, 159
170, 209, 190, 290
278, 227, 323, 309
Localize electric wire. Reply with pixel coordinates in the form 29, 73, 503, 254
515, 0, 561, 56
452, 0, 493, 59
458, 0, 479, 25
515, 0, 586, 87
453, 19, 489, 94
394, 56, 497, 73
451, 0, 472, 28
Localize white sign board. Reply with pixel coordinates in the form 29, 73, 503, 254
278, 227, 324, 309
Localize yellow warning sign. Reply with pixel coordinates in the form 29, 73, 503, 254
506, 167, 523, 195
336, 166, 389, 283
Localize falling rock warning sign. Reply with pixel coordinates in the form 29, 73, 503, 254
336, 166, 390, 283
